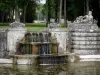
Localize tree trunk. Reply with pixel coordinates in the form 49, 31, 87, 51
9, 9, 12, 22
37, 12, 40, 21
97, 0, 100, 27
59, 0, 62, 24
15, 0, 20, 22
64, 0, 67, 27
46, 0, 49, 27
12, 9, 15, 22
1, 12, 5, 22
86, 0, 89, 14
23, 7, 27, 23
23, 1, 29, 23
11, 9, 14, 22
84, 0, 86, 15
55, 0, 59, 23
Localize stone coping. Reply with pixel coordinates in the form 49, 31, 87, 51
70, 23, 97, 25
10, 55, 39, 58
80, 55, 100, 59
8, 28, 27, 31
20, 42, 59, 45
9, 53, 73, 58
48, 28, 67, 31
69, 29, 100, 33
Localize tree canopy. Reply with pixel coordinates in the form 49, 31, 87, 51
45, 0, 100, 27
0, 0, 100, 27
0, 0, 39, 23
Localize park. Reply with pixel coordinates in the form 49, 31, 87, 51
0, 0, 100, 75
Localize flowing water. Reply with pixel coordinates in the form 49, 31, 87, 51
0, 61, 100, 75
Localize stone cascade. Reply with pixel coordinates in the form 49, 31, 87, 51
69, 23, 100, 55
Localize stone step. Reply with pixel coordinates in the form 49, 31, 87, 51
0, 59, 34, 64
69, 26, 98, 30
71, 32, 100, 36
73, 50, 99, 55
70, 23, 97, 26
69, 29, 100, 33
71, 37, 100, 41
72, 45, 100, 48
72, 49, 100, 51
80, 55, 100, 59
0, 59, 12, 64
71, 48, 100, 50
71, 41, 100, 45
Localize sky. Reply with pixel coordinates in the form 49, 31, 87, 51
40, 0, 46, 4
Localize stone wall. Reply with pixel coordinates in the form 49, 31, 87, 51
7, 22, 26, 55
69, 23, 100, 55
0, 30, 8, 58
49, 28, 68, 54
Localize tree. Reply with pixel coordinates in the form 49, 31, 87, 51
64, 0, 67, 27
15, 0, 20, 22
25, 0, 38, 23
59, 0, 62, 24
90, 0, 100, 27
46, 0, 55, 26
20, 0, 29, 23
0, 0, 13, 22
0, 0, 40, 23
41, 4, 47, 19
55, 0, 60, 23
86, 0, 89, 14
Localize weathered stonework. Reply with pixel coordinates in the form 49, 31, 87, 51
7, 21, 26, 55
0, 30, 8, 58
69, 23, 100, 55
48, 23, 68, 54
68, 22, 100, 55
49, 28, 68, 54
68, 11, 100, 55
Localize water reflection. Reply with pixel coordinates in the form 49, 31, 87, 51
0, 61, 100, 75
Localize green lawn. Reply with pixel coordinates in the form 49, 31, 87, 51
27, 27, 46, 31
0, 23, 66, 31
26, 23, 46, 31
0, 23, 46, 31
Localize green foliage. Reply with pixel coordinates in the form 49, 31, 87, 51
0, 0, 40, 22
0, 0, 100, 25
46, 0, 55, 23
66, 0, 85, 21
0, 0, 16, 12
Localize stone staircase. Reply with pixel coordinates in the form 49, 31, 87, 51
69, 23, 100, 55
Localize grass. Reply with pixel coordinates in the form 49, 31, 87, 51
26, 23, 46, 31
0, 23, 47, 31
27, 27, 46, 32
26, 23, 46, 27
0, 23, 66, 31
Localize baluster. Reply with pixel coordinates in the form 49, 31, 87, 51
32, 33, 35, 42
48, 32, 51, 54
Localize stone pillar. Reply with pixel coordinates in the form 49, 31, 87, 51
7, 21, 26, 55
49, 28, 68, 54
